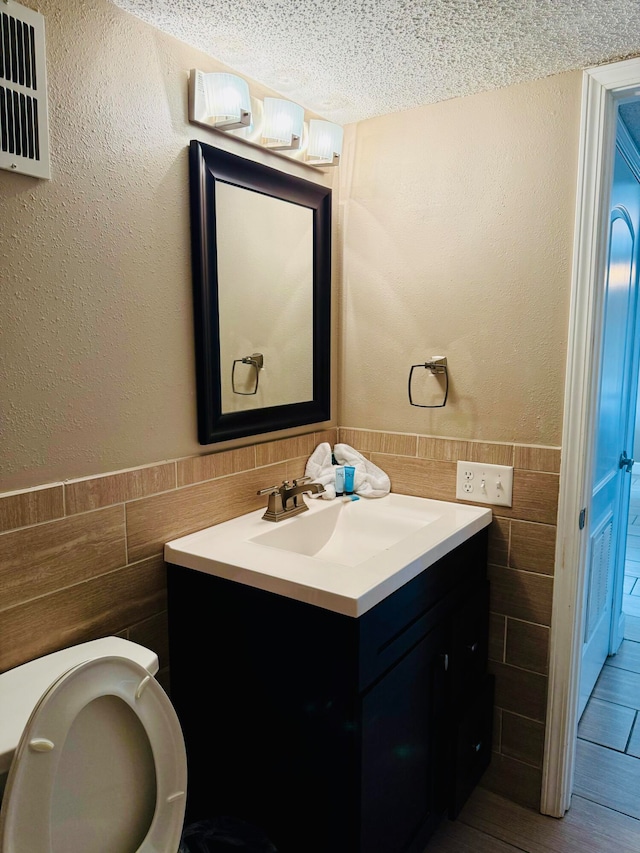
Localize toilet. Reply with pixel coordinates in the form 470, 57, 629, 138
0, 637, 187, 853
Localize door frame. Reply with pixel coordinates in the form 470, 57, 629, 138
542, 57, 640, 818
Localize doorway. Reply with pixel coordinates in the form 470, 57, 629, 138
577, 113, 640, 721
618, 102, 640, 659
573, 112, 640, 811
542, 58, 640, 819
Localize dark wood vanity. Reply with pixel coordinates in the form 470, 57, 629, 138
167, 528, 492, 853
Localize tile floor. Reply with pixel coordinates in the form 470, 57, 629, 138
574, 472, 640, 819
426, 785, 640, 852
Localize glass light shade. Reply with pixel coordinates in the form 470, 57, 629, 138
307, 119, 343, 166
261, 97, 304, 149
204, 73, 251, 130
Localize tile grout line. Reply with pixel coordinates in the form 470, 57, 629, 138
623, 711, 638, 755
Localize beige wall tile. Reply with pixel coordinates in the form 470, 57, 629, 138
340, 428, 417, 457
255, 435, 316, 467
0, 433, 565, 819
177, 447, 255, 487
493, 707, 503, 754
488, 565, 553, 627
514, 445, 561, 473
470, 443, 515, 466
506, 619, 550, 675
127, 462, 288, 562
510, 520, 556, 576
488, 517, 510, 567
374, 454, 456, 501
66, 464, 176, 514
128, 611, 169, 670
498, 470, 559, 524
489, 661, 548, 722
286, 456, 310, 482
416, 436, 472, 462
0, 555, 166, 673
376, 446, 558, 526
0, 484, 64, 533
480, 753, 542, 811
314, 428, 338, 447
0, 506, 126, 612
489, 613, 506, 663
501, 712, 546, 768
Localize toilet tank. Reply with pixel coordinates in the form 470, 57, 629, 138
0, 637, 159, 776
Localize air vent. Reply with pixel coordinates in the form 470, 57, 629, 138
0, 0, 50, 179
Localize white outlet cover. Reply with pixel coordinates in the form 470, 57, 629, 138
455, 461, 513, 507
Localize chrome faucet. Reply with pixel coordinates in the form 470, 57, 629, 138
257, 477, 325, 522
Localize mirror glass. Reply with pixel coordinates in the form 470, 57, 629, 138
216, 181, 314, 413
189, 141, 331, 444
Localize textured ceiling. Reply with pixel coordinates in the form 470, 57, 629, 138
112, 0, 640, 125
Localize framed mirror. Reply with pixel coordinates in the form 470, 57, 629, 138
189, 140, 332, 444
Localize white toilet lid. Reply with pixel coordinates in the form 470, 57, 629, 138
0, 656, 187, 853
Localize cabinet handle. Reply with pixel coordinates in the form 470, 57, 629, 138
442, 653, 449, 671
468, 641, 479, 654
471, 740, 483, 753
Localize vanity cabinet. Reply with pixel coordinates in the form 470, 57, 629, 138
167, 528, 492, 853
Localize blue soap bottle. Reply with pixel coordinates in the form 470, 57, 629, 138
344, 465, 355, 495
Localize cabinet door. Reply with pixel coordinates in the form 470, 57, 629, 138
450, 675, 495, 818
448, 580, 489, 705
360, 623, 448, 853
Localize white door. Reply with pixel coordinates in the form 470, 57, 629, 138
579, 141, 640, 719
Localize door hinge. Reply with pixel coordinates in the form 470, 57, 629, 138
578, 508, 587, 530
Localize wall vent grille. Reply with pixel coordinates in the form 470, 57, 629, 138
0, 0, 50, 179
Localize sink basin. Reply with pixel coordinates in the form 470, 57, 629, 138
251, 498, 441, 567
165, 493, 492, 617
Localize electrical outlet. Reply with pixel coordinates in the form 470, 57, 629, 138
455, 461, 513, 507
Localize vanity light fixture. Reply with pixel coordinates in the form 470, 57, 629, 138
188, 69, 340, 169
193, 71, 251, 130
307, 119, 343, 166
261, 97, 304, 150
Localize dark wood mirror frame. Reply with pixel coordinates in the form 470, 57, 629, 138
189, 140, 332, 444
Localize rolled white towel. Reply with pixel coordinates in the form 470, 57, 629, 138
334, 443, 390, 498
304, 441, 336, 499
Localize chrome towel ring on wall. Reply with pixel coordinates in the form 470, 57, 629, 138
408, 356, 449, 408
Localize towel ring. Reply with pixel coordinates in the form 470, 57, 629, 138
408, 357, 448, 408
232, 353, 264, 395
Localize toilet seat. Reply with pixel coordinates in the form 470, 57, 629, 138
0, 655, 187, 853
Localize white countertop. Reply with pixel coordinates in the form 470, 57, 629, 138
164, 493, 492, 618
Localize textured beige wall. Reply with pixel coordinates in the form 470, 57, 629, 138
0, 0, 335, 492
2, 0, 581, 494
339, 71, 582, 446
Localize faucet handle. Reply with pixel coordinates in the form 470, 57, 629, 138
293, 476, 312, 486
257, 484, 281, 496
